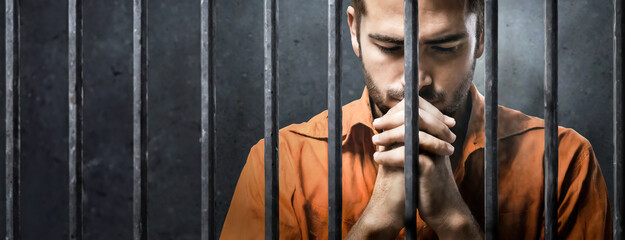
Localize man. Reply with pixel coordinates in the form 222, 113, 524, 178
221, 0, 611, 238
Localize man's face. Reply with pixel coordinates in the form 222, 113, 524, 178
347, 0, 484, 116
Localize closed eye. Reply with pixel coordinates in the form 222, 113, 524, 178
432, 46, 456, 53
379, 45, 402, 54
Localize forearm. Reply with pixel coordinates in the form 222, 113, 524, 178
346, 205, 482, 240
345, 206, 403, 240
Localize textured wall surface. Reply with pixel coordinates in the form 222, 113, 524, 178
0, 0, 615, 239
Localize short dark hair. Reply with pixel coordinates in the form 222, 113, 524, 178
350, 0, 484, 40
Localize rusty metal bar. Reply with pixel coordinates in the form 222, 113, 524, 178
264, 0, 279, 238
68, 0, 84, 239
404, 0, 419, 239
327, 0, 342, 238
614, 0, 624, 238
484, 0, 499, 239
200, 0, 216, 239
5, 0, 20, 239
544, 0, 558, 238
133, 0, 149, 239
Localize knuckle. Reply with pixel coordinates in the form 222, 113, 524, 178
373, 152, 385, 164
435, 111, 445, 121
393, 127, 405, 141
377, 132, 388, 143
437, 140, 447, 150
441, 126, 453, 141
389, 148, 404, 167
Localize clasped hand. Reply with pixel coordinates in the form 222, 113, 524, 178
358, 97, 481, 239
372, 97, 456, 165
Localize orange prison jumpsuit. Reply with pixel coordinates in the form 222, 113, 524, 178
221, 84, 611, 239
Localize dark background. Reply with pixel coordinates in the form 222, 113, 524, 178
0, 0, 614, 239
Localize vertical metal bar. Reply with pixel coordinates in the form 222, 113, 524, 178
614, 0, 624, 238
327, 0, 342, 238
133, 0, 148, 239
544, 0, 558, 239
68, 0, 83, 239
404, 0, 418, 239
263, 0, 278, 238
5, 0, 19, 239
200, 0, 216, 239
484, 0, 498, 239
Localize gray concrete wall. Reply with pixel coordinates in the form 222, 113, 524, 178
4, 0, 616, 239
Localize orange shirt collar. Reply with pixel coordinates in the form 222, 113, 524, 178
285, 87, 376, 142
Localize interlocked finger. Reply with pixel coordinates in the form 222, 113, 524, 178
373, 110, 405, 130
418, 96, 454, 126
373, 145, 405, 167
419, 131, 454, 156
419, 109, 456, 143
373, 131, 454, 167
372, 110, 456, 146
372, 125, 405, 146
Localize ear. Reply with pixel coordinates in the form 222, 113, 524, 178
347, 6, 361, 58
475, 25, 485, 58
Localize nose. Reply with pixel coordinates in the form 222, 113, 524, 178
401, 64, 432, 92
418, 68, 432, 91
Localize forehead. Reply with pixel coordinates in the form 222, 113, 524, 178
362, 0, 470, 39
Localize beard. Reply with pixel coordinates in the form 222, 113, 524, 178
363, 59, 476, 116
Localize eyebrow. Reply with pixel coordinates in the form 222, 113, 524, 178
368, 34, 404, 45
423, 33, 468, 45
368, 32, 469, 45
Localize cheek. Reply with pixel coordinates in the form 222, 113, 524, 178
430, 49, 473, 90
361, 46, 386, 76
361, 44, 404, 84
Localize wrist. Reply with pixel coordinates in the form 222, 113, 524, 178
364, 208, 404, 231
357, 207, 404, 238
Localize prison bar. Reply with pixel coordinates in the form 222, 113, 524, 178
404, 0, 419, 239
544, 0, 558, 239
5, 0, 20, 239
614, 0, 624, 238
68, 0, 84, 239
264, 0, 279, 238
327, 0, 342, 238
484, 0, 499, 239
200, 0, 217, 239
133, 0, 149, 239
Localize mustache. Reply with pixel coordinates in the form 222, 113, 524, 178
387, 88, 404, 101
388, 85, 446, 103
419, 85, 445, 103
